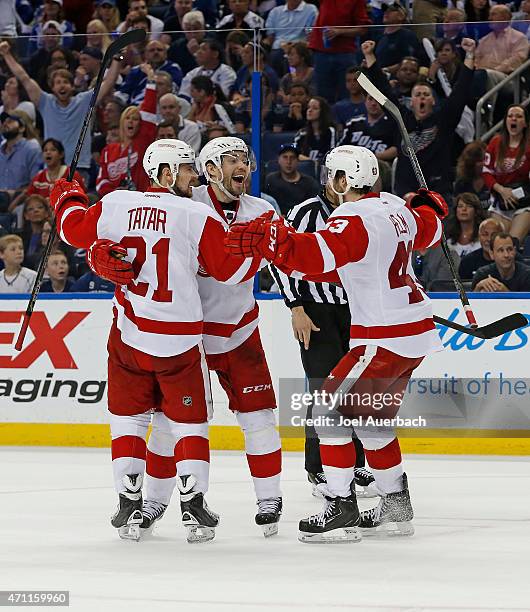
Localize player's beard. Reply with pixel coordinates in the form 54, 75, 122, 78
173, 184, 191, 197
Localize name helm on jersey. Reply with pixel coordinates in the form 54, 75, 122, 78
322, 145, 379, 204
196, 137, 257, 200
143, 138, 196, 194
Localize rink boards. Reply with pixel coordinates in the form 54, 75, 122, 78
0, 293, 529, 454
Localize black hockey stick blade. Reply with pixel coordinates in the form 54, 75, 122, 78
433, 313, 528, 339
107, 27, 146, 57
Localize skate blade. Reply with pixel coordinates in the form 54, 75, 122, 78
298, 526, 361, 544
185, 525, 216, 544
361, 521, 414, 538
118, 524, 141, 541
356, 486, 380, 499
117, 510, 142, 541
260, 522, 279, 538
139, 523, 158, 538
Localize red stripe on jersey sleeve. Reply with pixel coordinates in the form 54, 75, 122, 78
199, 216, 261, 283
57, 200, 103, 248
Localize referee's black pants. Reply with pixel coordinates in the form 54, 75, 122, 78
297, 301, 365, 474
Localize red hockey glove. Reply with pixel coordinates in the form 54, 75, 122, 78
86, 239, 134, 285
50, 178, 89, 215
407, 188, 448, 219
225, 211, 291, 260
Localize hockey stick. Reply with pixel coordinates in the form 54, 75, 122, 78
14, 28, 146, 352
433, 313, 528, 339
356, 71, 527, 340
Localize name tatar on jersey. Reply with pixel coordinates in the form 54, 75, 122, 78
127, 203, 167, 233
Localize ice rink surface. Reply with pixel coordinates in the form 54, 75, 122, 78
2, 448, 530, 612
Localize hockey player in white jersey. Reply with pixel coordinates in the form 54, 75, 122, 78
226, 145, 448, 542
49, 139, 262, 543
142, 137, 283, 537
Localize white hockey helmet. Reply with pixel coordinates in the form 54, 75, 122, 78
322, 145, 379, 194
143, 139, 196, 188
196, 136, 257, 178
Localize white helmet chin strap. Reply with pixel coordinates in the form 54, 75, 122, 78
208, 156, 246, 200
211, 173, 239, 200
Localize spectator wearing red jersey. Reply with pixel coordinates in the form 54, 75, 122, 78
96, 68, 158, 197
308, 0, 371, 103
483, 105, 530, 243
25, 139, 86, 203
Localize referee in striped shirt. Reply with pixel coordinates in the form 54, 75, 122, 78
270, 180, 376, 496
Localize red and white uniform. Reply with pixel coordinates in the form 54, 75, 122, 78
57, 187, 260, 358
96, 83, 157, 197
56, 185, 260, 495
27, 166, 86, 199
145, 185, 282, 504
274, 191, 443, 496
192, 185, 275, 354
482, 134, 530, 191
276, 191, 443, 358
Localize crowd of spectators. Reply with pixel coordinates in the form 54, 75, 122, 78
2, 0, 530, 294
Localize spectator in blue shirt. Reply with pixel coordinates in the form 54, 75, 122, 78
40, 250, 74, 293
72, 271, 115, 292
118, 40, 183, 106
331, 67, 366, 127
265, 0, 319, 74
0, 112, 42, 211
265, 0, 319, 49
375, 4, 423, 74
464, 0, 492, 40
29, 2, 75, 55
0, 41, 121, 186
232, 42, 279, 98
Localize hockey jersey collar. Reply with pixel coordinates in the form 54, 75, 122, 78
207, 184, 240, 225
359, 192, 380, 200
147, 186, 171, 193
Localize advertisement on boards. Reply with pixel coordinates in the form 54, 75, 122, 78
0, 295, 529, 435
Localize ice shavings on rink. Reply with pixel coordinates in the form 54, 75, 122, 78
2, 448, 530, 612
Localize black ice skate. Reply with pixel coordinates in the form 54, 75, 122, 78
298, 493, 361, 544
359, 473, 414, 537
307, 472, 327, 498
140, 500, 168, 535
178, 475, 219, 543
110, 474, 143, 541
353, 467, 382, 499
255, 497, 282, 537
